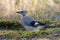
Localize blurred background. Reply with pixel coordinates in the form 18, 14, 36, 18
0, 0, 60, 22
0, 0, 60, 39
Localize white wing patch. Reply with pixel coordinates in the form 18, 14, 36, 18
35, 22, 39, 25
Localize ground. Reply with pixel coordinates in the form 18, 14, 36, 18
0, 20, 60, 40
0, 28, 60, 40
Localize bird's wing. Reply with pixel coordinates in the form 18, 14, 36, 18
30, 21, 47, 27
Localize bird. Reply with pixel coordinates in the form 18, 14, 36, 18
16, 10, 49, 31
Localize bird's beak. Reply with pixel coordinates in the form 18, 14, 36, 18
16, 11, 21, 16
16, 11, 20, 13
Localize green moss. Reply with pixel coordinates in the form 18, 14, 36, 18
0, 20, 23, 30
0, 20, 60, 38
0, 28, 60, 38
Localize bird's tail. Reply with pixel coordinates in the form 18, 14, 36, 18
45, 24, 56, 28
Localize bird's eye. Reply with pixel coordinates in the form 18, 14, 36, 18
20, 11, 27, 13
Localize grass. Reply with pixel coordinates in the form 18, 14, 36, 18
0, 19, 60, 38
0, 28, 60, 38
0, 20, 24, 30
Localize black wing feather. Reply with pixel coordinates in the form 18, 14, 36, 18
30, 21, 46, 27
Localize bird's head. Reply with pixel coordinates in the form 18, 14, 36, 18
16, 10, 27, 16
